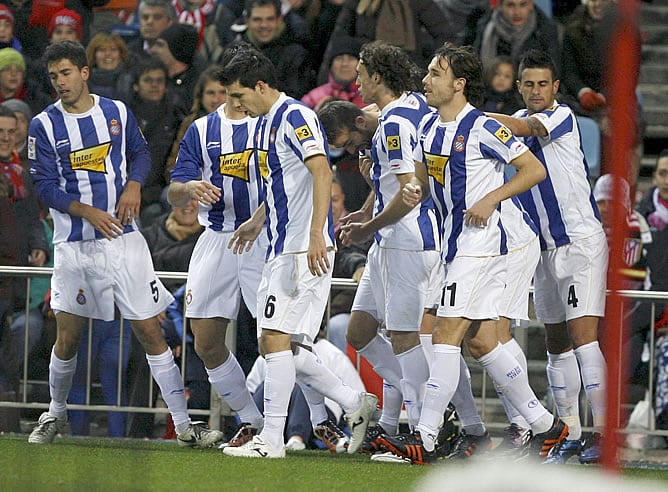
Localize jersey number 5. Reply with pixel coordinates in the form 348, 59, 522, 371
150, 280, 159, 303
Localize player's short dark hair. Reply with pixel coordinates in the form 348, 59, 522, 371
358, 41, 424, 96
219, 48, 277, 89
518, 49, 558, 82
317, 100, 363, 145
45, 41, 88, 70
433, 42, 485, 107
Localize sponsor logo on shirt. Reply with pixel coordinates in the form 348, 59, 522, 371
69, 142, 111, 173
219, 149, 253, 181
256, 150, 269, 180
424, 152, 449, 186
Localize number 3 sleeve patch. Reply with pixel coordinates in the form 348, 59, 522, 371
295, 124, 313, 141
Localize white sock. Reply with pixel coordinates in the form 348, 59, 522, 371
146, 349, 190, 428
49, 348, 76, 419
547, 350, 582, 440
396, 344, 429, 429
294, 346, 360, 414
451, 355, 485, 436
574, 341, 607, 431
260, 350, 294, 450
478, 343, 552, 435
207, 353, 263, 429
417, 344, 461, 452
420, 334, 433, 363
358, 333, 403, 429
494, 338, 530, 429
297, 381, 329, 428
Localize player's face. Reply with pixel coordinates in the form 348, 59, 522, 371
422, 56, 458, 108
201, 80, 227, 114
95, 42, 122, 71
655, 157, 668, 201
0, 115, 17, 161
48, 59, 90, 109
500, 0, 534, 28
139, 6, 172, 41
518, 67, 558, 114
225, 81, 265, 118
247, 5, 281, 44
331, 127, 371, 155
50, 25, 79, 43
355, 61, 379, 104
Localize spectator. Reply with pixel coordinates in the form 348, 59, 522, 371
0, 4, 22, 51
125, 57, 188, 226
236, 0, 315, 98
148, 22, 201, 110
480, 55, 523, 115
473, 0, 561, 71
1, 97, 30, 164
0, 48, 51, 116
127, 0, 176, 58
301, 35, 363, 111
47, 9, 82, 44
86, 32, 133, 101
164, 65, 227, 180
173, 0, 217, 46
320, 0, 450, 83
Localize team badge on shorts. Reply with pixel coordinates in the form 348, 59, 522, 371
76, 289, 87, 305
453, 135, 465, 152
109, 119, 121, 136
185, 289, 193, 306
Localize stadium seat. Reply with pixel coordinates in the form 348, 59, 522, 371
535, 0, 553, 17
576, 116, 602, 179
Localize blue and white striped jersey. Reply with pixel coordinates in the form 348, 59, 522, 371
415, 103, 530, 263
28, 95, 151, 244
255, 93, 335, 259
370, 92, 439, 251
170, 104, 264, 232
512, 103, 602, 250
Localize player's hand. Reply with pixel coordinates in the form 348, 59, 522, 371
339, 208, 371, 226
359, 156, 373, 188
187, 180, 221, 205
85, 208, 124, 240
228, 219, 262, 254
116, 181, 141, 226
464, 197, 496, 229
402, 182, 422, 207
307, 231, 330, 276
339, 222, 371, 246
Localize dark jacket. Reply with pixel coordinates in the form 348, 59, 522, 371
636, 188, 668, 293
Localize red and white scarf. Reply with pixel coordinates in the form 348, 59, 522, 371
173, 0, 215, 46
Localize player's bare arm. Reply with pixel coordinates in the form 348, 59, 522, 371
69, 201, 123, 240
228, 202, 266, 254
167, 180, 221, 207
305, 154, 332, 276
402, 160, 430, 208
116, 180, 141, 226
464, 150, 546, 228
486, 112, 548, 137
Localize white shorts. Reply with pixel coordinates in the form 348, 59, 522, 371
533, 231, 608, 323
185, 228, 267, 319
51, 231, 173, 321
256, 250, 335, 341
436, 254, 507, 320
425, 260, 446, 311
499, 236, 540, 320
352, 243, 440, 331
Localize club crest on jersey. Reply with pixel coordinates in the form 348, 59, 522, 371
453, 135, 465, 152
109, 119, 121, 136
387, 136, 400, 151
76, 289, 86, 305
424, 152, 449, 186
219, 149, 253, 181
185, 289, 193, 306
494, 126, 512, 143
295, 124, 313, 141
69, 142, 111, 173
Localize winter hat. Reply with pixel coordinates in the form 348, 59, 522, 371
158, 23, 198, 65
2, 98, 31, 122
328, 36, 363, 66
0, 48, 25, 72
593, 173, 631, 210
0, 4, 14, 26
48, 9, 82, 41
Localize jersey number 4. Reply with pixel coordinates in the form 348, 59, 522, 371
567, 285, 579, 308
